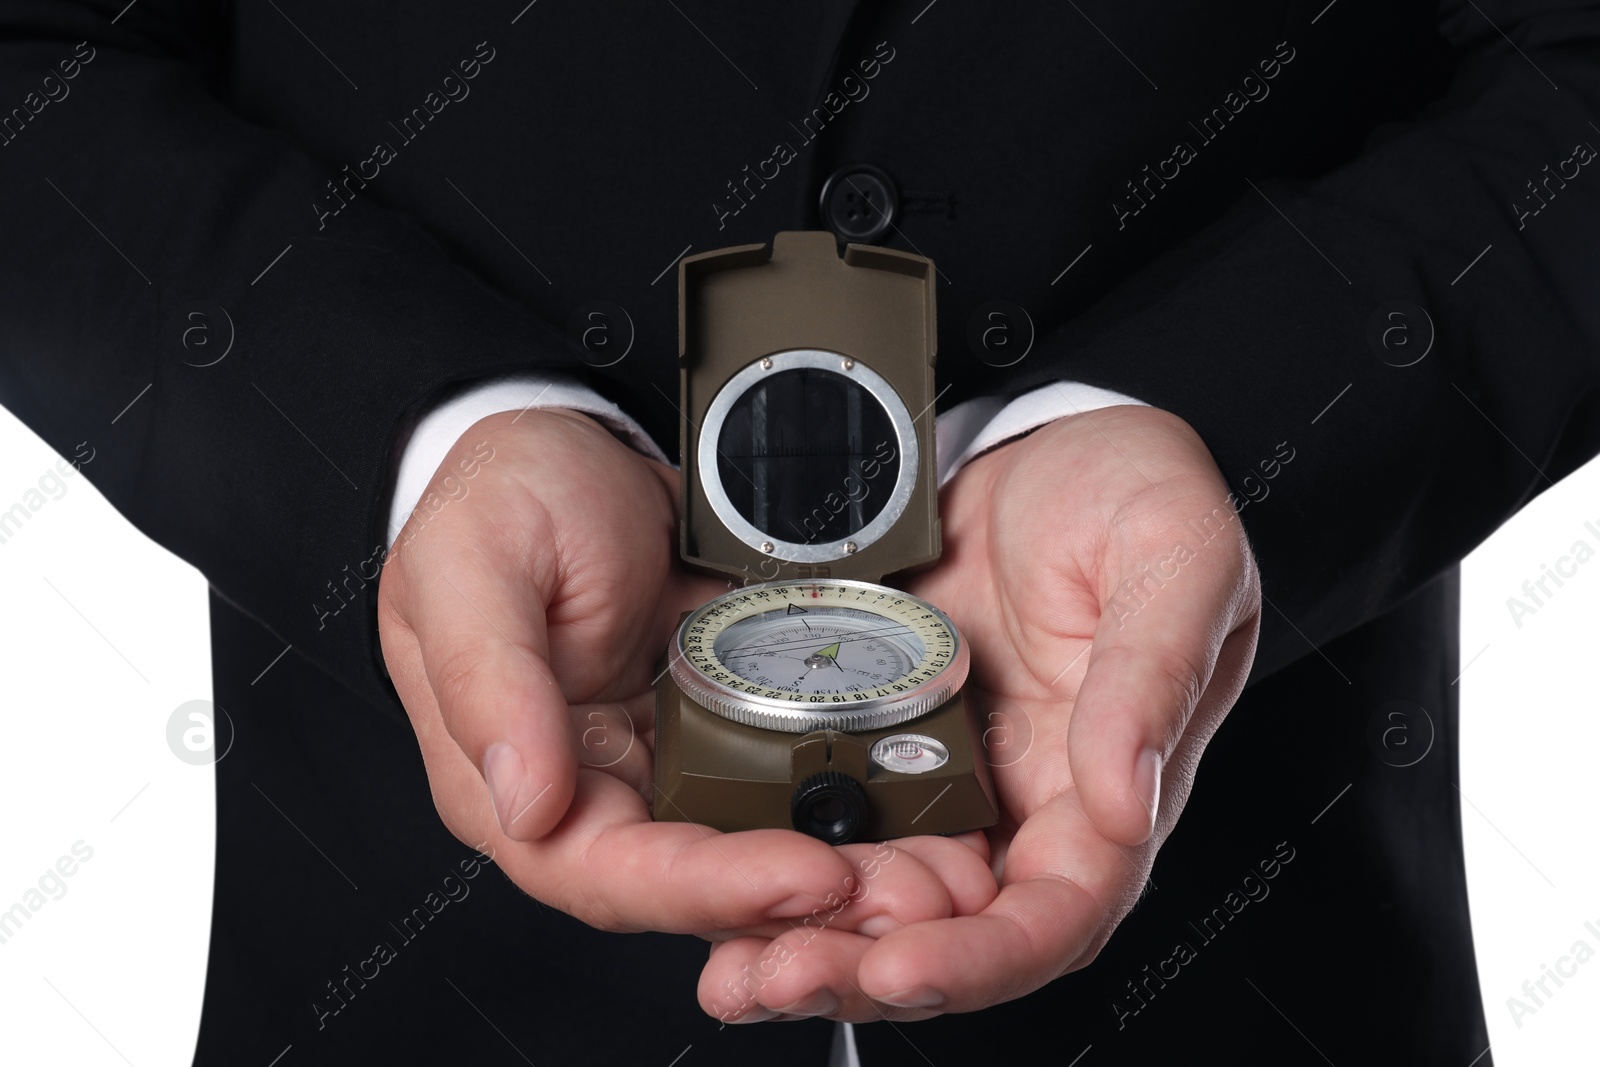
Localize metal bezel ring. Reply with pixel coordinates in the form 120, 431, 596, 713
668, 579, 969, 734
696, 349, 920, 564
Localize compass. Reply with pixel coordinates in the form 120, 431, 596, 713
670, 579, 970, 734
651, 231, 997, 843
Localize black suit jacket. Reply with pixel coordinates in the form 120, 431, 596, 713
2, 2, 1597, 1063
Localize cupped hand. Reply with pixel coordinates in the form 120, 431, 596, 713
378, 408, 971, 938
697, 404, 1262, 1022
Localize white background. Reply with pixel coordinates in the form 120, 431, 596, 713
0, 403, 1594, 1065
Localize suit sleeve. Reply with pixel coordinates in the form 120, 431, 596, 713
0, 1, 593, 714
992, 0, 1600, 681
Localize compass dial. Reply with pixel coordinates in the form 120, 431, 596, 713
670, 579, 968, 733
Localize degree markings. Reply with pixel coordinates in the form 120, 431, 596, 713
681, 583, 958, 705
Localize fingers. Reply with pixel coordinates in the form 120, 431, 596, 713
858, 880, 1103, 1014
701, 929, 943, 1025
411, 705, 875, 935
696, 835, 996, 943
571, 699, 652, 799
398, 530, 577, 842
870, 835, 998, 922
693, 835, 1005, 1025
505, 772, 874, 934
1067, 509, 1256, 847
856, 792, 1133, 1014
698, 796, 1127, 1023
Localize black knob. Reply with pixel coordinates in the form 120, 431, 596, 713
790, 771, 869, 845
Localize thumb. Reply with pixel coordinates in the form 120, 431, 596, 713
1066, 525, 1253, 846
406, 552, 576, 842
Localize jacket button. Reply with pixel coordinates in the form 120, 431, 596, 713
819, 164, 899, 243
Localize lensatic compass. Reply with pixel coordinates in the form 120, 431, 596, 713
652, 231, 997, 844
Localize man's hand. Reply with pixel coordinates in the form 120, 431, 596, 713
696, 404, 1261, 1020
377, 409, 975, 940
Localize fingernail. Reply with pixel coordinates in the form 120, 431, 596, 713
776, 990, 840, 1017
727, 1006, 780, 1024
1134, 747, 1162, 830
767, 894, 819, 920
483, 742, 527, 834
881, 986, 944, 1009
858, 915, 903, 939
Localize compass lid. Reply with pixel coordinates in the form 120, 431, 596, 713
676, 231, 941, 585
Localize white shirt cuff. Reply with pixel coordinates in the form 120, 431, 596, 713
387, 375, 1148, 544
936, 380, 1148, 485
385, 372, 669, 546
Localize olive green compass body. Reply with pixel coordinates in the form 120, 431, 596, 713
652, 231, 998, 844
